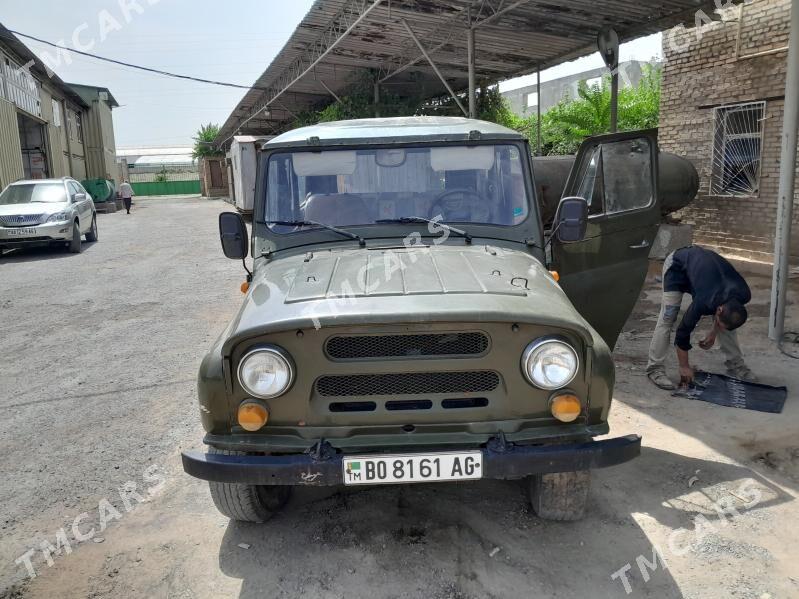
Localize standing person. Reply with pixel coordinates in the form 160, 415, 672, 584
119, 179, 134, 214
647, 246, 756, 390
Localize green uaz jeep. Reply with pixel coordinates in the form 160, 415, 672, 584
182, 117, 663, 521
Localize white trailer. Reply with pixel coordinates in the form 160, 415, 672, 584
229, 135, 271, 214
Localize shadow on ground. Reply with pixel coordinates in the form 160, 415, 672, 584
616, 264, 799, 489
215, 447, 787, 599
0, 240, 99, 263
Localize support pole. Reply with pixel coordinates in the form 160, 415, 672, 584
402, 19, 468, 117
467, 11, 476, 119
536, 67, 542, 156
319, 80, 341, 103
769, 0, 799, 341
374, 81, 380, 117
609, 68, 619, 133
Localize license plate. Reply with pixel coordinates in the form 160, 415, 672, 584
8, 227, 36, 236
342, 451, 482, 486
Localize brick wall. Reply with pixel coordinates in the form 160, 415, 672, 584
660, 0, 798, 262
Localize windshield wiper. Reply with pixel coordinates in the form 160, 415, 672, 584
375, 216, 472, 244
265, 220, 365, 246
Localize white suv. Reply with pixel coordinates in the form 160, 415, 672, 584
0, 178, 98, 253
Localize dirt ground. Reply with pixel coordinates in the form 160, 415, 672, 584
1, 197, 797, 599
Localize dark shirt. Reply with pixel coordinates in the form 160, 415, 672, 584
665, 246, 751, 351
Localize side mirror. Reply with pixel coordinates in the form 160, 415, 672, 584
72, 192, 86, 202
554, 196, 589, 243
219, 212, 249, 259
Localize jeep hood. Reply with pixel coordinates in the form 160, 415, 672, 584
222, 245, 596, 353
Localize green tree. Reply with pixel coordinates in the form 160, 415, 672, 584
282, 64, 660, 157
537, 64, 662, 155
192, 123, 224, 158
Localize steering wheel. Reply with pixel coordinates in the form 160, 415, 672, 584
429, 188, 490, 223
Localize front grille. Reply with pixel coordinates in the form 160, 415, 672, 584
326, 332, 489, 360
316, 371, 500, 397
329, 401, 376, 412
442, 397, 489, 409
0, 214, 46, 227
1, 236, 52, 242
386, 399, 433, 411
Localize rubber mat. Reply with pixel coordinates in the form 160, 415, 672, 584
672, 371, 787, 413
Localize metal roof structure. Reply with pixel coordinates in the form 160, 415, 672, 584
0, 23, 88, 109
216, 0, 738, 146
68, 83, 121, 109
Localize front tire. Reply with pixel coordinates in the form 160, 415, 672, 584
85, 215, 98, 242
529, 470, 590, 521
207, 448, 290, 523
68, 222, 82, 253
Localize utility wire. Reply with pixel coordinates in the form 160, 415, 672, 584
3, 29, 270, 92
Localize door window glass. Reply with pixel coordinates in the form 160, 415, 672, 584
576, 146, 603, 214
602, 138, 653, 214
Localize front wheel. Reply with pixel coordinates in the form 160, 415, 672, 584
85, 215, 98, 242
529, 470, 590, 521
207, 448, 290, 523
68, 222, 82, 253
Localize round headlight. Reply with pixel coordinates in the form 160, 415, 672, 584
237, 346, 294, 399
521, 339, 579, 390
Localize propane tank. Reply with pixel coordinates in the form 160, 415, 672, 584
532, 152, 699, 223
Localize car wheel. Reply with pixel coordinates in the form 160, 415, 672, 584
85, 215, 98, 242
207, 448, 291, 523
529, 470, 590, 521
68, 222, 82, 253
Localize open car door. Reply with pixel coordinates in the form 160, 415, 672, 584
549, 130, 660, 349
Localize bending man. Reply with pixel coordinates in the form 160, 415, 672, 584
647, 245, 755, 390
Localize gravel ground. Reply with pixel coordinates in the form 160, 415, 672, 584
0, 197, 241, 593
1, 197, 798, 598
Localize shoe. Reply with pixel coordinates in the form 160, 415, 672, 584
726, 365, 758, 382
647, 371, 676, 390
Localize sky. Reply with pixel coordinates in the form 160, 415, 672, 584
2, 1, 661, 149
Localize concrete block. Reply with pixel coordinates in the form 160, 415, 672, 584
649, 224, 693, 260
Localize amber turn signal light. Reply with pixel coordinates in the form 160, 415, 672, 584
240, 281, 250, 293
549, 270, 560, 282
238, 401, 269, 431
550, 393, 581, 423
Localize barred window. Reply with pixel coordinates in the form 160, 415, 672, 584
711, 101, 765, 196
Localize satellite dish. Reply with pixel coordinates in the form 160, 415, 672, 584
597, 26, 620, 70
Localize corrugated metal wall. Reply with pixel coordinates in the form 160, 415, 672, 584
0, 98, 23, 188
83, 100, 104, 179
80, 100, 118, 181
39, 88, 67, 178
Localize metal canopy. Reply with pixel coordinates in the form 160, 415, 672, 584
216, 0, 733, 146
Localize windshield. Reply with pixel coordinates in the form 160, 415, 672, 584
0, 183, 67, 205
263, 144, 529, 233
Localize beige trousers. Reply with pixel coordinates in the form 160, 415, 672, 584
646, 253, 745, 374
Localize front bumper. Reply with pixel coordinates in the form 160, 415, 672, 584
181, 434, 641, 486
0, 222, 72, 247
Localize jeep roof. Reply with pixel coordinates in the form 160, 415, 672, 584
261, 116, 525, 149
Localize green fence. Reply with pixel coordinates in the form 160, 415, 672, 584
130, 180, 201, 196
